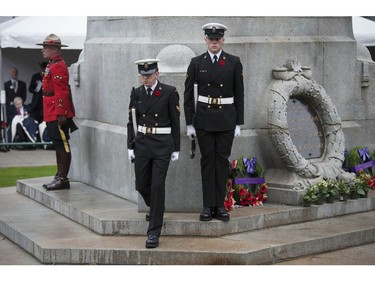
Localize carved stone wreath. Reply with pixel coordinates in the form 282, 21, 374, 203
267, 61, 354, 189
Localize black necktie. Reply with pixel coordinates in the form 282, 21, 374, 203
146, 87, 152, 98
213, 55, 218, 64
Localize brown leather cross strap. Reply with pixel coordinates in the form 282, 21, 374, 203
43, 91, 55, 96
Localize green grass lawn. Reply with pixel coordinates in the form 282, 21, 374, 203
0, 165, 56, 188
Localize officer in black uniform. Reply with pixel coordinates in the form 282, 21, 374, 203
127, 59, 180, 248
184, 23, 244, 222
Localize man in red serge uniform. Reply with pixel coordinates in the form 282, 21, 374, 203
36, 34, 77, 190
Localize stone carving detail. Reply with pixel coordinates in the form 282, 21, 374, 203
268, 60, 355, 189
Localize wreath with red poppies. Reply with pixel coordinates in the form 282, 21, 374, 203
224, 156, 268, 211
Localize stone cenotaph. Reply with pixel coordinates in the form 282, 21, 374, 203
68, 17, 375, 210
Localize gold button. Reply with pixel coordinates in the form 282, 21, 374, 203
208, 84, 211, 87
219, 106, 222, 109
220, 84, 223, 87
155, 114, 158, 117
208, 105, 211, 108
143, 114, 146, 117
155, 123, 158, 126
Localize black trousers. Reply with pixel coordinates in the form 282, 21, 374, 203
135, 154, 170, 237
196, 129, 234, 207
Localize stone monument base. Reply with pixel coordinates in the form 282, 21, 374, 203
264, 168, 306, 205
266, 186, 305, 206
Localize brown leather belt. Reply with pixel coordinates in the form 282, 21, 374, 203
43, 91, 54, 96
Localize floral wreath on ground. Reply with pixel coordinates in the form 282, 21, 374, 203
302, 145, 375, 207
224, 156, 267, 211
343, 146, 375, 176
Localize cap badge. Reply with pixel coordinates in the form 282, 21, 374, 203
144, 63, 149, 69
212, 26, 216, 33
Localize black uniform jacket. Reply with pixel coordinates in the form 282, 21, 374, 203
4, 80, 27, 105
28, 72, 44, 123
184, 51, 244, 131
127, 81, 180, 157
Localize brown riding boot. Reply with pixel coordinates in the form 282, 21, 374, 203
45, 151, 71, 191
45, 176, 70, 190
43, 151, 60, 188
43, 173, 59, 188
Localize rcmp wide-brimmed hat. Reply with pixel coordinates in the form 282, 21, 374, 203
36, 33, 68, 47
134, 59, 160, 75
202, 23, 228, 39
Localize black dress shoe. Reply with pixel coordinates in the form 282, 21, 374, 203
199, 207, 213, 221
45, 177, 70, 191
145, 235, 159, 248
145, 213, 150, 221
214, 207, 230, 221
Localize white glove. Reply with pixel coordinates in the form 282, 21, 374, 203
35, 80, 42, 92
171, 152, 179, 161
128, 149, 135, 161
234, 125, 241, 137
187, 125, 196, 140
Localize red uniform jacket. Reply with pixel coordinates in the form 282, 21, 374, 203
42, 55, 75, 122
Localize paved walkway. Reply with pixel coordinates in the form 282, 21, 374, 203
0, 148, 55, 167
1, 149, 55, 264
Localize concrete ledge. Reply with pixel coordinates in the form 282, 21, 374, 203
16, 178, 375, 237
1, 186, 375, 264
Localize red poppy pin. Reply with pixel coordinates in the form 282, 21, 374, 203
219, 59, 225, 66
154, 90, 161, 97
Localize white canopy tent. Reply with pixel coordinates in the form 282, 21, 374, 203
0, 16, 87, 103
0, 16, 86, 49
353, 16, 375, 47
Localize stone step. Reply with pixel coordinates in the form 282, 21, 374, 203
16, 177, 375, 236
1, 186, 375, 264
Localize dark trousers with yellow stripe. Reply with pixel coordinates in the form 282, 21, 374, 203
46, 120, 71, 179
